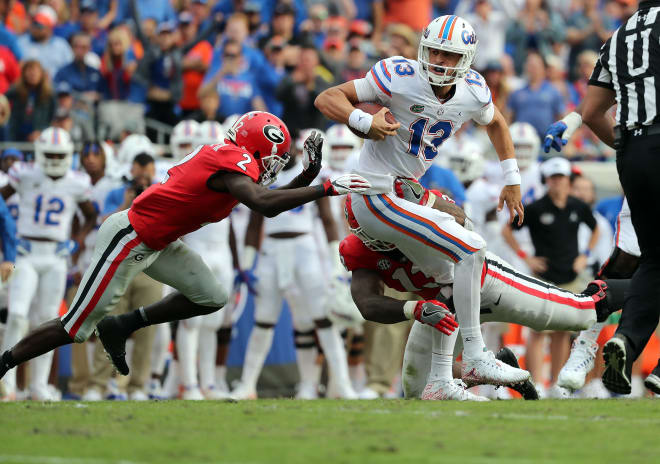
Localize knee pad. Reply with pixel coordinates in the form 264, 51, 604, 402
598, 247, 640, 279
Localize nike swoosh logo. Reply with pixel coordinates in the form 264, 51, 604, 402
358, 116, 365, 121
422, 308, 440, 318
494, 295, 502, 306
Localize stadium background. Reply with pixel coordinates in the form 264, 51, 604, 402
0, 0, 658, 400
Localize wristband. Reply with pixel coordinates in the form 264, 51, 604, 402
348, 109, 373, 134
403, 301, 416, 320
584, 249, 591, 258
516, 249, 528, 259
500, 158, 521, 185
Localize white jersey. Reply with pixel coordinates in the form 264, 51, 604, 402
263, 163, 316, 236
464, 177, 500, 234
354, 56, 494, 192
8, 162, 91, 242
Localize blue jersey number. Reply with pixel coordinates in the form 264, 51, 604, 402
392, 58, 414, 76
465, 70, 484, 87
407, 118, 453, 161
34, 195, 64, 226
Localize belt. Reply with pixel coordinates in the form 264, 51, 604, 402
614, 122, 660, 148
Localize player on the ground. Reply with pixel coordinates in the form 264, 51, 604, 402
315, 15, 529, 386
0, 127, 98, 401
341, 193, 627, 400
0, 112, 371, 383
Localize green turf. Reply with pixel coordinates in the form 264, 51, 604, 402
1, 399, 658, 464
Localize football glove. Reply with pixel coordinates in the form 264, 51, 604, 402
301, 130, 323, 180
413, 300, 458, 335
322, 174, 371, 196
543, 112, 582, 153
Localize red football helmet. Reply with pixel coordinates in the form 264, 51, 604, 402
226, 111, 291, 186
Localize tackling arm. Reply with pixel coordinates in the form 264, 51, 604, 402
350, 268, 408, 324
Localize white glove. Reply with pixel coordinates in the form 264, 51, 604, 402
322, 174, 371, 196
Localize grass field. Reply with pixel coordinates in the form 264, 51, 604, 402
1, 399, 658, 464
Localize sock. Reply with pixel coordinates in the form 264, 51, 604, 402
402, 321, 433, 398
453, 249, 487, 358
349, 363, 367, 391
198, 328, 217, 390
1, 350, 16, 370
29, 351, 54, 394
295, 346, 319, 387
117, 307, 150, 336
429, 329, 458, 382
150, 324, 171, 376
240, 326, 274, 390
176, 323, 199, 388
316, 326, 351, 387
578, 321, 606, 345
214, 365, 229, 392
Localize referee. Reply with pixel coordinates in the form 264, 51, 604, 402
573, 0, 660, 394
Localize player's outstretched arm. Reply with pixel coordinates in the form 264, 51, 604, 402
217, 172, 371, 218
351, 269, 457, 334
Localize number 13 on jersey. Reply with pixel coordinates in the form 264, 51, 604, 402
407, 118, 454, 161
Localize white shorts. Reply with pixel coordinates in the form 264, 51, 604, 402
61, 210, 229, 342
350, 192, 485, 275
479, 253, 596, 331
615, 197, 641, 257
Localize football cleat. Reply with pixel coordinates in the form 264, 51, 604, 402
295, 382, 318, 400
579, 379, 611, 399
462, 350, 531, 387
545, 384, 571, 399
230, 383, 257, 400
202, 385, 231, 400
422, 379, 489, 401
602, 334, 633, 394
357, 387, 380, 400
95, 316, 130, 376
129, 390, 149, 401
557, 338, 598, 391
644, 358, 660, 395
495, 347, 539, 400
82, 388, 103, 402
326, 381, 358, 399
148, 379, 167, 400
182, 385, 205, 401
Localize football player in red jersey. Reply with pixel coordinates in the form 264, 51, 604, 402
0, 112, 372, 381
340, 192, 628, 400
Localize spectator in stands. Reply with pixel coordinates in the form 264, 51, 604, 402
352, 0, 384, 45
0, 1, 23, 61
383, 0, 432, 32
384, 23, 418, 59
190, 84, 221, 123
54, 32, 102, 101
507, 52, 565, 140
257, 35, 287, 117
464, 0, 508, 71
119, 0, 176, 25
178, 11, 213, 118
77, 0, 112, 58
571, 50, 599, 104
482, 60, 510, 112
5, 59, 56, 142
99, 26, 140, 102
506, 0, 566, 75
546, 54, 577, 111
17, 5, 73, 78
276, 43, 330, 138
3, 0, 29, 36
199, 39, 266, 121
336, 39, 370, 84
0, 45, 19, 94
51, 0, 80, 40
271, 3, 298, 44
206, 13, 263, 83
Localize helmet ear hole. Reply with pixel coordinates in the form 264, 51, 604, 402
253, 150, 261, 160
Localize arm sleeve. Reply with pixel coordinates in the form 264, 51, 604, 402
588, 41, 614, 91
0, 197, 17, 263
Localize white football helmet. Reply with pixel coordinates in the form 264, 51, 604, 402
197, 121, 225, 145
447, 140, 484, 184
117, 134, 155, 165
325, 124, 362, 171
34, 127, 74, 177
510, 122, 541, 171
418, 15, 477, 86
170, 120, 201, 160
296, 128, 329, 162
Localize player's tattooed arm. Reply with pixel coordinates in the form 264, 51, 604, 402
0, 184, 15, 201
350, 268, 409, 324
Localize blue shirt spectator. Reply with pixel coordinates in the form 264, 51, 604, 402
213, 0, 307, 29
18, 30, 73, 79
0, 196, 17, 264
117, 0, 176, 24
0, 24, 22, 60
54, 34, 102, 94
507, 52, 565, 140
216, 70, 263, 119
354, 0, 383, 21
419, 164, 467, 206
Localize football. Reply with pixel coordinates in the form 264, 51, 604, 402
348, 102, 397, 138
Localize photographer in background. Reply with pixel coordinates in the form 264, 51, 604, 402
83, 152, 163, 401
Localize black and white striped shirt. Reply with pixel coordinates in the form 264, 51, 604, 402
589, 0, 660, 129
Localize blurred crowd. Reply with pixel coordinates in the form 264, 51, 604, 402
1, 0, 658, 402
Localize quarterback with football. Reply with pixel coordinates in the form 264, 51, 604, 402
0, 111, 371, 382
316, 15, 528, 386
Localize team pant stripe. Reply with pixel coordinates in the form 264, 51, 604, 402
363, 195, 460, 262
615, 214, 621, 247
62, 224, 134, 325
377, 195, 478, 253
67, 236, 142, 338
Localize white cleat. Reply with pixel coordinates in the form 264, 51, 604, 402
546, 384, 571, 399
30, 385, 59, 402
422, 379, 489, 401
129, 390, 149, 401
202, 385, 231, 400
326, 381, 358, 399
148, 379, 167, 400
181, 385, 205, 400
230, 383, 257, 400
295, 382, 318, 400
357, 387, 380, 400
462, 350, 531, 387
82, 388, 103, 402
579, 379, 611, 399
557, 339, 598, 391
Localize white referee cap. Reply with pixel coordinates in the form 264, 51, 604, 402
540, 157, 571, 178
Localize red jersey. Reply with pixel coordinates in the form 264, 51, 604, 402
339, 234, 444, 300
128, 142, 259, 250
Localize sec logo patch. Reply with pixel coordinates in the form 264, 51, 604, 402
377, 259, 391, 271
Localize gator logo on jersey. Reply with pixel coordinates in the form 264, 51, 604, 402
263, 125, 285, 144
410, 104, 425, 113
377, 259, 391, 271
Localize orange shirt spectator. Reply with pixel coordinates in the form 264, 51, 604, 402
180, 40, 212, 112
384, 0, 432, 32
5, 0, 28, 35
0, 45, 19, 94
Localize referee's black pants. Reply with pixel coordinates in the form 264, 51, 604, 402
615, 131, 660, 360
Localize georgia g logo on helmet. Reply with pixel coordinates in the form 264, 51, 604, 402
263, 125, 285, 145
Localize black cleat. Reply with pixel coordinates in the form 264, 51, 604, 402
643, 358, 660, 395
602, 334, 633, 395
95, 316, 130, 376
495, 347, 539, 400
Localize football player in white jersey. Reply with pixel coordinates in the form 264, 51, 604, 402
315, 15, 529, 388
175, 120, 236, 400
0, 127, 97, 400
231, 132, 356, 400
